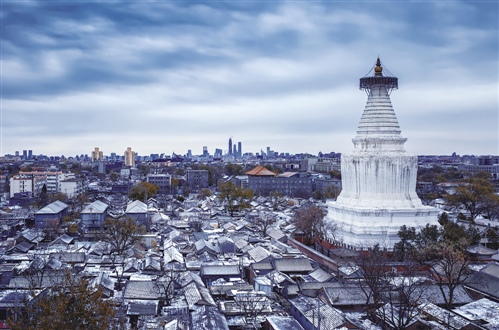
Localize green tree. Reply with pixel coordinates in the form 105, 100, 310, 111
138, 165, 150, 177
312, 189, 324, 201
69, 163, 82, 174
8, 272, 119, 330
49, 192, 68, 203
171, 177, 180, 193
129, 182, 159, 202
174, 168, 185, 176
329, 170, 341, 180
197, 188, 213, 200
393, 225, 418, 261
445, 175, 496, 221
324, 185, 341, 199
109, 172, 119, 182
38, 184, 49, 207
224, 163, 244, 176
218, 181, 253, 216
480, 193, 499, 221
199, 164, 223, 186
439, 213, 480, 247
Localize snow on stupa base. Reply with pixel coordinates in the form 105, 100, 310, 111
327, 202, 440, 250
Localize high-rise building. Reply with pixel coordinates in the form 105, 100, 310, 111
28, 150, 33, 159
91, 147, 103, 161
22, 150, 27, 160
124, 147, 135, 167
238, 142, 242, 158
214, 148, 223, 158
203, 146, 209, 157
326, 58, 438, 249
233, 144, 237, 157
228, 137, 233, 156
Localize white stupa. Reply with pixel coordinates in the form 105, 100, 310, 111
326, 58, 439, 249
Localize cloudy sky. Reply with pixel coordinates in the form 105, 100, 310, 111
2, 1, 498, 158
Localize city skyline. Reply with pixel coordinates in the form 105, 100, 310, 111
2, 1, 498, 157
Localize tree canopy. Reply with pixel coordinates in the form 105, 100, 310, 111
129, 181, 159, 202
445, 174, 497, 221
293, 204, 333, 245
8, 272, 119, 330
218, 181, 253, 216
101, 216, 146, 256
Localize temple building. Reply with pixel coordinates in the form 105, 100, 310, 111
326, 58, 439, 249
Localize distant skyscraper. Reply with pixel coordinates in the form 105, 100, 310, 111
233, 144, 237, 157
22, 150, 27, 160
228, 137, 233, 156
91, 147, 103, 161
28, 150, 33, 159
124, 147, 135, 167
214, 148, 223, 158
203, 146, 209, 157
238, 142, 242, 158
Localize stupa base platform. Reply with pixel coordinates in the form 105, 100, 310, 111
326, 201, 440, 250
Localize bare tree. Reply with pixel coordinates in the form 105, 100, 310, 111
43, 218, 62, 241
101, 216, 145, 256
255, 212, 277, 237
234, 291, 270, 327
377, 265, 428, 330
22, 257, 50, 289
153, 269, 181, 308
293, 204, 327, 245
269, 190, 284, 211
357, 245, 392, 319
358, 247, 428, 328
427, 242, 472, 310
99, 216, 146, 289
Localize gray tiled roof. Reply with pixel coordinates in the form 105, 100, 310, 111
308, 267, 334, 283
123, 280, 164, 300
125, 200, 148, 213
273, 258, 313, 273
247, 246, 271, 263
201, 265, 240, 277
183, 282, 216, 307
81, 200, 109, 214
191, 305, 229, 330
35, 200, 68, 214
266, 316, 305, 330
127, 301, 158, 315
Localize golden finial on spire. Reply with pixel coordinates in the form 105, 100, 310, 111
374, 56, 383, 75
